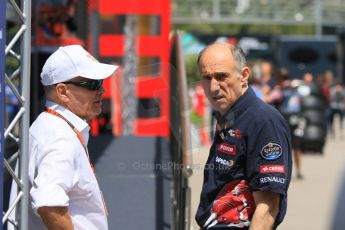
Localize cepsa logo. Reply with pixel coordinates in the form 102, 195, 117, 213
217, 143, 236, 155
260, 165, 285, 173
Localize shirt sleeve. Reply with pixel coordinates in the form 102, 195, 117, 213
246, 117, 292, 195
30, 134, 79, 211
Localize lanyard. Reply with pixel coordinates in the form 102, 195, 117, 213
45, 107, 108, 216
216, 122, 229, 142
44, 107, 95, 174
45, 107, 109, 216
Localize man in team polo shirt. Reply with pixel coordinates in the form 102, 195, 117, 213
195, 43, 292, 230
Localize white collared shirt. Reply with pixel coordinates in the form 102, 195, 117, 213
28, 100, 108, 230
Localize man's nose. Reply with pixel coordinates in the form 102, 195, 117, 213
210, 78, 220, 93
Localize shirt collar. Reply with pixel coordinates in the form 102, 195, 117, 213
218, 87, 258, 126
45, 100, 90, 141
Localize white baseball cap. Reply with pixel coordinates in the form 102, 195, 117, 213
41, 45, 118, 86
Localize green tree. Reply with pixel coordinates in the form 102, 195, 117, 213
185, 53, 201, 87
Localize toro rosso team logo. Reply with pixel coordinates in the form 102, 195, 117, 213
228, 129, 241, 138
203, 180, 255, 229
261, 142, 282, 160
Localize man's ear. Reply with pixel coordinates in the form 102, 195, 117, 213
55, 84, 69, 103
241, 66, 250, 87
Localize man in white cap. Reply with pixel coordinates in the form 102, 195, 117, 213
28, 45, 118, 229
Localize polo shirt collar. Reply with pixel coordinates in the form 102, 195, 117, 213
45, 100, 90, 135
220, 87, 257, 126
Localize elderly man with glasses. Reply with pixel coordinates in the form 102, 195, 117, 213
27, 45, 118, 230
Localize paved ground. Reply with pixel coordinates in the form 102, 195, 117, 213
189, 120, 345, 230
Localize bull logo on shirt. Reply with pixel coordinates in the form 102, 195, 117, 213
203, 180, 256, 229
228, 129, 242, 138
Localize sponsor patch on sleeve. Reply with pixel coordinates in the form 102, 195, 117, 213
217, 143, 236, 155
260, 176, 286, 184
260, 142, 282, 160
260, 165, 285, 173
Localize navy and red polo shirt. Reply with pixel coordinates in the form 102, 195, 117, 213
195, 87, 292, 229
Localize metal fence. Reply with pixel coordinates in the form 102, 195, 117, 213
3, 0, 31, 229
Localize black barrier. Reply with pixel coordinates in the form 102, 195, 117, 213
0, 1, 7, 228
275, 36, 339, 79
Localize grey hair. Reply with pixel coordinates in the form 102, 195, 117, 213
197, 43, 247, 74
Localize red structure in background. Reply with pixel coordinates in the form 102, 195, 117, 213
95, 0, 171, 137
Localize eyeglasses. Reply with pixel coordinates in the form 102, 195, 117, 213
61, 79, 103, 91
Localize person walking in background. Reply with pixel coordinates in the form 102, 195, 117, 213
248, 64, 264, 101
27, 45, 118, 229
260, 61, 275, 104
329, 80, 345, 137
195, 43, 292, 229
260, 61, 275, 90
323, 70, 335, 135
260, 61, 282, 107
279, 68, 304, 179
191, 83, 210, 145
299, 72, 328, 153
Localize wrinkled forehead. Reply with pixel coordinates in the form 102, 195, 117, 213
199, 63, 234, 76
199, 47, 236, 73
